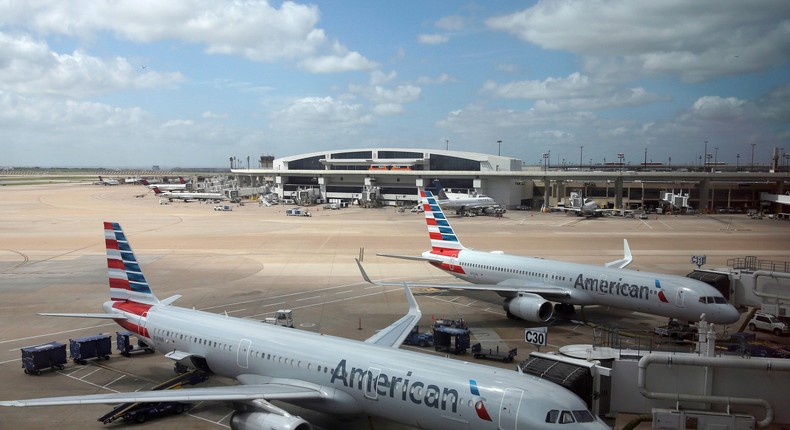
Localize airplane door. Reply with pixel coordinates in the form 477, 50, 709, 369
237, 339, 251, 369
675, 289, 685, 307
363, 367, 381, 400
498, 388, 523, 430
138, 311, 148, 336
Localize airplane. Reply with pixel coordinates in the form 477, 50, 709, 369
96, 175, 120, 186
431, 179, 505, 216
141, 177, 187, 191
378, 188, 740, 325
0, 222, 609, 430
556, 191, 606, 217
151, 186, 226, 202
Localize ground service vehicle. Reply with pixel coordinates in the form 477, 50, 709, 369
749, 313, 790, 336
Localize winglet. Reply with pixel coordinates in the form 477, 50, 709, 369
356, 259, 422, 347
605, 239, 633, 269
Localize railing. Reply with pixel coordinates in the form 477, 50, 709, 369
728, 256, 790, 274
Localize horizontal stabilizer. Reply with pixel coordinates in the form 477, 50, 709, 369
160, 294, 182, 306
0, 384, 323, 407
605, 239, 633, 269
38, 312, 126, 320
377, 253, 442, 263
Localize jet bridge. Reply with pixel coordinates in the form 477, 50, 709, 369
687, 256, 790, 317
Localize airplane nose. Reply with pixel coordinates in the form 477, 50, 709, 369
711, 305, 740, 324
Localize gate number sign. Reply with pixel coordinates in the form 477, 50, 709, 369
524, 327, 548, 346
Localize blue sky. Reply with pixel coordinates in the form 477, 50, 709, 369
1, 0, 789, 168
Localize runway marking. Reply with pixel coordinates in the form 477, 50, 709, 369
104, 374, 126, 388
2, 322, 116, 345
223, 308, 247, 314
295, 295, 321, 302
335, 290, 354, 295
639, 219, 654, 229
79, 368, 102, 380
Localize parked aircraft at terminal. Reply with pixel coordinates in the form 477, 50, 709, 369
556, 191, 606, 218
141, 177, 187, 191
380, 189, 740, 325
1, 222, 609, 430
432, 180, 504, 215
151, 186, 225, 201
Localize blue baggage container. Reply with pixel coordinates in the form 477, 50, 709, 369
116, 331, 155, 357
69, 334, 112, 364
21, 341, 67, 375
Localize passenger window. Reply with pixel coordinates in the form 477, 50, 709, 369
546, 410, 559, 423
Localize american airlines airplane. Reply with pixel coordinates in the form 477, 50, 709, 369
432, 180, 505, 215
380, 189, 740, 325
151, 186, 226, 201
1, 222, 609, 430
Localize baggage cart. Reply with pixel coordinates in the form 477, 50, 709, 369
70, 334, 112, 364
116, 331, 155, 357
20, 342, 67, 375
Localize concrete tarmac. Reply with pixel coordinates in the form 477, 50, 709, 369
1, 183, 789, 429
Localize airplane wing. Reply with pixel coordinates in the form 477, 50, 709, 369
358, 260, 573, 300
355, 260, 421, 348
0, 383, 323, 407
604, 239, 632, 269
38, 313, 126, 320
399, 280, 573, 300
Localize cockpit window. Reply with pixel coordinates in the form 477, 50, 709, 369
714, 297, 727, 304
572, 410, 595, 422
545, 410, 559, 423
559, 410, 575, 423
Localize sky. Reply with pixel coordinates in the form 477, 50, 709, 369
1, 1, 789, 169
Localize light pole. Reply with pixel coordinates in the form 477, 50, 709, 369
542, 152, 550, 172
644, 147, 647, 169
751, 143, 756, 170
580, 145, 584, 170
617, 153, 625, 173
706, 152, 713, 172
714, 147, 718, 170
497, 140, 502, 156
445, 139, 449, 151
736, 153, 740, 171
704, 140, 708, 171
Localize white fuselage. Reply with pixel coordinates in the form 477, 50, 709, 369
103, 301, 607, 430
147, 183, 186, 191
157, 190, 224, 201
423, 248, 739, 324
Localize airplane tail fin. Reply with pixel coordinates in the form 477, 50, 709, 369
432, 179, 449, 200
140, 179, 150, 186
104, 222, 160, 305
179, 176, 186, 184
151, 186, 163, 195
420, 188, 465, 255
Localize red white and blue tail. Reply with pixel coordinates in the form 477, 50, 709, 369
421, 188, 465, 256
105, 222, 160, 305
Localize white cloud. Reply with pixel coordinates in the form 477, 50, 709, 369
0, 32, 183, 97
370, 70, 397, 86
435, 15, 464, 31
486, 0, 790, 82
416, 73, 458, 85
372, 103, 404, 116
269, 96, 373, 129
1, 0, 376, 73
418, 34, 449, 45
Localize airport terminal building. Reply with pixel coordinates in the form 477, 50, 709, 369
233, 148, 789, 213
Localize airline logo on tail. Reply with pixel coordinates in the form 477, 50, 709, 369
421, 189, 462, 257
104, 221, 158, 305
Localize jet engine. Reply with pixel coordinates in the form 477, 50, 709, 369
230, 411, 312, 430
503, 293, 553, 322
